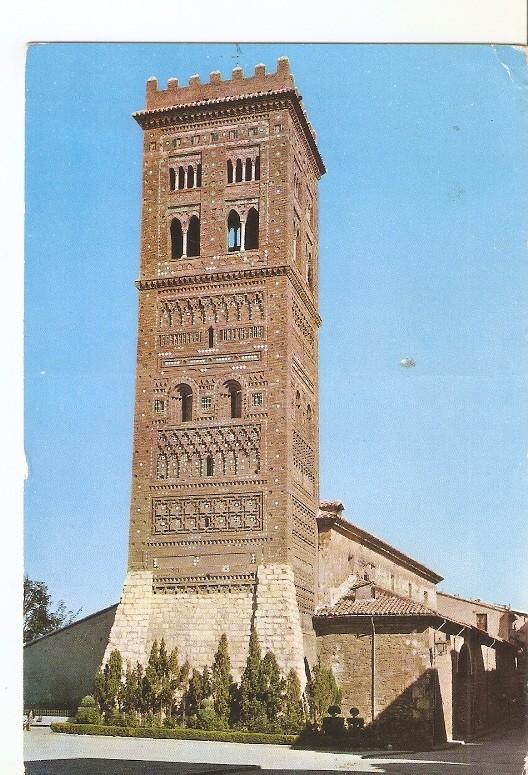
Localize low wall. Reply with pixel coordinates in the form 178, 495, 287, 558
23, 604, 117, 710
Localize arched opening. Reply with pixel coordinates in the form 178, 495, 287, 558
295, 390, 302, 422
225, 380, 242, 419
187, 165, 195, 189
307, 244, 314, 289
254, 156, 260, 180
178, 166, 185, 190
196, 164, 202, 188
169, 168, 176, 191
235, 158, 243, 183
245, 208, 259, 250
176, 383, 193, 423
187, 215, 200, 257
227, 210, 241, 252
170, 218, 183, 259
208, 326, 214, 348
205, 455, 214, 477
306, 404, 312, 427
294, 224, 301, 267
245, 158, 252, 181
227, 159, 233, 184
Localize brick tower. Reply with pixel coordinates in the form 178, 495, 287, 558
104, 57, 325, 680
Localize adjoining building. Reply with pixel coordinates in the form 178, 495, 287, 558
24, 59, 525, 746
313, 501, 522, 746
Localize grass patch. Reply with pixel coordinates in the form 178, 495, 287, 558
50, 722, 297, 746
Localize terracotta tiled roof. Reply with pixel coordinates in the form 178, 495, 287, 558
315, 586, 436, 619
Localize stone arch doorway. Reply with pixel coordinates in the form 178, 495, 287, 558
454, 642, 473, 739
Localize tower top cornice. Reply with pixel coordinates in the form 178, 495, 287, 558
133, 57, 325, 176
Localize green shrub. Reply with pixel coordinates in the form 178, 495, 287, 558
107, 710, 127, 727
124, 711, 139, 728
79, 695, 97, 707
50, 722, 297, 745
195, 705, 228, 731
75, 695, 102, 725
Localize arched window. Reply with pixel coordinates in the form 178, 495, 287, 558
176, 383, 193, 423
306, 404, 312, 426
254, 156, 260, 180
227, 159, 233, 184
245, 208, 259, 250
208, 326, 214, 348
294, 223, 301, 267
178, 166, 185, 190
170, 218, 183, 259
187, 165, 195, 189
227, 210, 241, 252
187, 215, 200, 257
245, 158, 252, 181
295, 390, 301, 421
307, 243, 314, 289
235, 159, 243, 183
206, 455, 214, 477
196, 164, 202, 188
169, 168, 176, 191
225, 380, 242, 419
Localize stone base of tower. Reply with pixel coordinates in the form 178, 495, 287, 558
104, 564, 307, 684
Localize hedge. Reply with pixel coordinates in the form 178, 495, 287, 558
50, 722, 297, 746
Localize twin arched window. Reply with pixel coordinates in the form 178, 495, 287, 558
170, 216, 200, 259
227, 208, 259, 252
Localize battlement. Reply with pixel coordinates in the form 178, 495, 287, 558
144, 57, 295, 112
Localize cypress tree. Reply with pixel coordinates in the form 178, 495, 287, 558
94, 649, 123, 718
260, 651, 285, 721
282, 669, 304, 733
144, 640, 161, 714
211, 634, 232, 722
239, 626, 267, 729
185, 669, 205, 718
306, 660, 342, 723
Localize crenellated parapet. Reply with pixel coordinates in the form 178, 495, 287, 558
144, 57, 294, 111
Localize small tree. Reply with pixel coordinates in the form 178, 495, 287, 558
260, 651, 285, 722
120, 662, 141, 725
239, 627, 267, 729
306, 660, 342, 724
211, 634, 232, 723
76, 695, 102, 725
94, 649, 123, 719
179, 659, 192, 723
143, 640, 162, 716
185, 669, 205, 718
282, 669, 304, 733
160, 646, 181, 719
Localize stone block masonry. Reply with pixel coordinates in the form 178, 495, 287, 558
104, 564, 306, 683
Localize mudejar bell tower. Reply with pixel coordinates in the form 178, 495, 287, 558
105, 57, 325, 679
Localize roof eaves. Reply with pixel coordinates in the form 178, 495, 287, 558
317, 514, 443, 584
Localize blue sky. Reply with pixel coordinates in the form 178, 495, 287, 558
25, 43, 528, 616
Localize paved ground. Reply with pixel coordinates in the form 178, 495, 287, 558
24, 725, 528, 774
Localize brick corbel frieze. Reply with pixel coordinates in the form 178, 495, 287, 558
135, 265, 322, 327
133, 88, 325, 179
